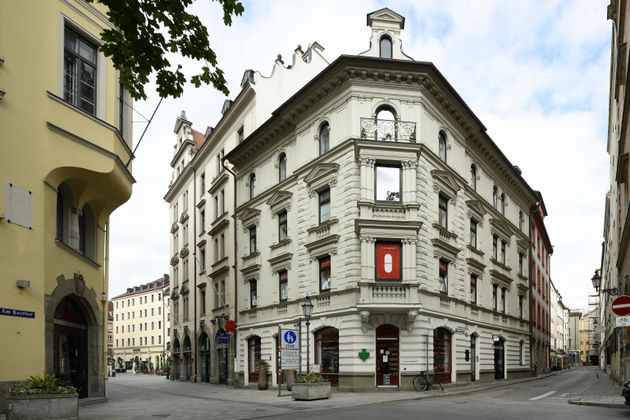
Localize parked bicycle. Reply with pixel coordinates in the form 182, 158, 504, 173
412, 371, 444, 392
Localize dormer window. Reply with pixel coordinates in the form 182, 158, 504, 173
379, 35, 392, 59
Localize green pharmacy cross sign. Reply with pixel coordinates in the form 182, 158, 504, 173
358, 348, 370, 361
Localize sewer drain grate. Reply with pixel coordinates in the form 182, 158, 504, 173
152, 414, 171, 418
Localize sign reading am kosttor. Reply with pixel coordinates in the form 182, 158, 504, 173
0, 307, 35, 318
280, 328, 299, 369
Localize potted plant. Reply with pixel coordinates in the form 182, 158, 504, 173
258, 360, 270, 390
8, 374, 78, 420
292, 372, 331, 401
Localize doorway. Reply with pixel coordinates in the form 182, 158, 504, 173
53, 296, 89, 398
376, 324, 399, 386
470, 335, 476, 381
199, 333, 210, 383
494, 336, 505, 379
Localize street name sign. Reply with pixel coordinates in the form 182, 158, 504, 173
0, 307, 35, 318
616, 315, 630, 328
612, 295, 630, 316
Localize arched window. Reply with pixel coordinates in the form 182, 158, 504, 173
438, 131, 447, 162
375, 106, 396, 141
500, 193, 506, 215
492, 186, 498, 208
278, 153, 287, 182
319, 122, 330, 155
249, 173, 256, 199
470, 165, 477, 190
379, 35, 392, 59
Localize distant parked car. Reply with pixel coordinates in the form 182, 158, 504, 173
622, 381, 630, 405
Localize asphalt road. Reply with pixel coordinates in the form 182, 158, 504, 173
80, 368, 630, 419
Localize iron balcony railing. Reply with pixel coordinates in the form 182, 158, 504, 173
360, 118, 416, 142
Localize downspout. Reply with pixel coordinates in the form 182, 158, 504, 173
193, 168, 198, 382
222, 158, 238, 385
528, 209, 534, 376
103, 219, 109, 391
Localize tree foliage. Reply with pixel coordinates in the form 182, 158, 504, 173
90, 0, 244, 100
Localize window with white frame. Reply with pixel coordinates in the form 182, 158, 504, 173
438, 260, 448, 294
278, 211, 288, 241
492, 235, 498, 260
376, 164, 401, 202
250, 280, 257, 308
379, 35, 392, 59
249, 226, 257, 254
470, 219, 478, 248
63, 27, 97, 115
319, 188, 330, 223
279, 270, 288, 301
319, 122, 330, 155
319, 256, 331, 292
470, 274, 477, 304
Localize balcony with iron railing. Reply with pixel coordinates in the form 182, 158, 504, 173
360, 118, 416, 142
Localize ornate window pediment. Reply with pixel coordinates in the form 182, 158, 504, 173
305, 234, 340, 260
240, 263, 260, 281
266, 190, 293, 214
431, 237, 461, 261
268, 252, 292, 274
209, 172, 229, 195
517, 238, 529, 252
237, 207, 261, 229
466, 257, 486, 275
490, 269, 513, 289
466, 199, 487, 223
304, 163, 339, 194
490, 217, 512, 240
431, 170, 461, 199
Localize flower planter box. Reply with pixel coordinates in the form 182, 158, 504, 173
7, 393, 78, 420
292, 382, 331, 401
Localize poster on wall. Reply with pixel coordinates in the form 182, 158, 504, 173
376, 242, 401, 281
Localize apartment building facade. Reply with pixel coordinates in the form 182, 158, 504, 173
164, 41, 328, 384
529, 193, 552, 374
224, 9, 537, 391
112, 276, 170, 371
600, 0, 630, 383
579, 307, 600, 366
550, 281, 568, 369
0, 0, 133, 410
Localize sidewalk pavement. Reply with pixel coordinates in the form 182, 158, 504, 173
567, 367, 627, 409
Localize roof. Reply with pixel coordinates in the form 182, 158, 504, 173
112, 276, 170, 299
192, 129, 205, 150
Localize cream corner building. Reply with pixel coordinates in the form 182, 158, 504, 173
0, 0, 133, 410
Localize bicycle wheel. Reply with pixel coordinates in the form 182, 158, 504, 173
413, 374, 429, 391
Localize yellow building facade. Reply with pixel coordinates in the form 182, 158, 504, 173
0, 0, 133, 408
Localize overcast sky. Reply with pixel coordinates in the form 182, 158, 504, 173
109, 0, 610, 311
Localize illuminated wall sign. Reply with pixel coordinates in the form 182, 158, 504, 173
375, 242, 401, 281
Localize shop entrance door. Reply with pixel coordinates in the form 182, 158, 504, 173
376, 324, 399, 386
494, 337, 505, 379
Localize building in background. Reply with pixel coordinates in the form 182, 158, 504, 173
567, 310, 582, 367
529, 192, 553, 374
599, 0, 630, 384
549, 281, 568, 369
164, 36, 328, 384
0, 0, 133, 410
112, 276, 170, 372
579, 307, 600, 366
224, 8, 538, 390
108, 301, 114, 373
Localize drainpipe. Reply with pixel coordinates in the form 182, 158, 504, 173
528, 211, 534, 376
222, 158, 238, 386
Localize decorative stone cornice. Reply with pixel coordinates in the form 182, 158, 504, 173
237, 207, 261, 228
266, 190, 293, 213
431, 237, 461, 262
431, 169, 461, 200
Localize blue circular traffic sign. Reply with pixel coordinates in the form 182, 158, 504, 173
283, 330, 297, 344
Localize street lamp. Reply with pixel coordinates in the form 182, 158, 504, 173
301, 296, 314, 373
591, 270, 619, 296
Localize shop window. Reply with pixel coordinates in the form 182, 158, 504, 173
315, 327, 339, 386
248, 336, 261, 383
433, 328, 452, 384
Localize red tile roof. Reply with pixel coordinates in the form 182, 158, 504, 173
192, 129, 205, 149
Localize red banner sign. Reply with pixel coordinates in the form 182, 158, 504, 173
376, 243, 401, 280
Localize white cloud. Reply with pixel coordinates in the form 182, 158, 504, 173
109, 0, 611, 310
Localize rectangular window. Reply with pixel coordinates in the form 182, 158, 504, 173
492, 284, 498, 311
501, 287, 506, 313
470, 275, 477, 304
200, 173, 205, 198
518, 295, 523, 318
278, 211, 288, 241
375, 165, 401, 202
320, 256, 331, 292
470, 219, 477, 248
219, 280, 225, 306
500, 240, 506, 264
220, 190, 225, 214
438, 260, 448, 294
214, 238, 219, 261
518, 253, 524, 275
199, 209, 205, 234
375, 242, 402, 281
214, 196, 219, 219
200, 289, 206, 315
249, 226, 257, 254
220, 233, 225, 259
250, 280, 257, 308
279, 270, 288, 301
64, 27, 97, 114
216, 149, 225, 174
438, 195, 448, 229
319, 188, 331, 223
237, 126, 244, 143
200, 247, 206, 272
492, 235, 498, 260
